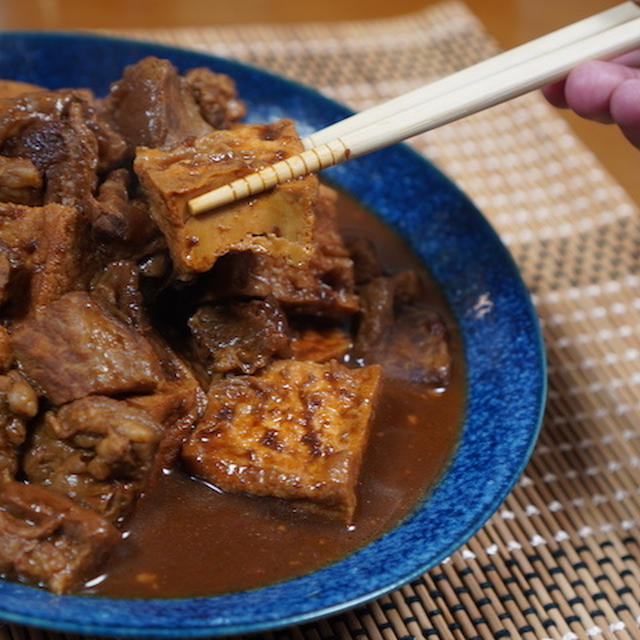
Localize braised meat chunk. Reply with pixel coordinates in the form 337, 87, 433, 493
91, 259, 207, 469
126, 375, 206, 474
0, 89, 126, 211
0, 482, 120, 593
0, 80, 43, 100
90, 259, 151, 332
102, 56, 214, 154
0, 370, 37, 484
23, 397, 163, 524
383, 307, 451, 388
188, 298, 290, 376
0, 156, 42, 205
134, 119, 317, 273
88, 168, 157, 242
355, 276, 452, 389
11, 291, 163, 405
346, 236, 383, 285
354, 276, 395, 355
182, 359, 382, 522
206, 185, 359, 317
0, 326, 11, 371
184, 67, 246, 129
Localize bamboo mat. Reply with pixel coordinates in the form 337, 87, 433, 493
5, 1, 640, 639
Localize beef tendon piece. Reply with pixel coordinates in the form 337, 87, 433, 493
102, 56, 213, 153
88, 168, 157, 243
11, 291, 163, 405
184, 67, 246, 129
382, 307, 452, 389
188, 298, 290, 376
0, 202, 89, 315
134, 119, 317, 274
182, 359, 383, 523
207, 185, 358, 317
0, 156, 42, 205
24, 396, 164, 524
355, 276, 452, 389
354, 276, 396, 356
0, 481, 120, 593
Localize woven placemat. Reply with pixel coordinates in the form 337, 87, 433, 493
4, 2, 640, 639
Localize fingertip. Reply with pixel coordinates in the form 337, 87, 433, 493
563, 60, 628, 123
541, 80, 568, 109
609, 78, 640, 148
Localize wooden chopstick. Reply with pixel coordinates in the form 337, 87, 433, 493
303, 1, 640, 149
188, 4, 640, 217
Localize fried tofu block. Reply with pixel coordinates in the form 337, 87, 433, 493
0, 80, 43, 99
290, 325, 352, 363
134, 119, 317, 274
0, 202, 89, 314
182, 359, 382, 522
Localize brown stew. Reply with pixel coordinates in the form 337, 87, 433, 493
0, 56, 464, 597
88, 194, 465, 598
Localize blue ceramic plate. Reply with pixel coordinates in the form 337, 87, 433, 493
0, 32, 546, 637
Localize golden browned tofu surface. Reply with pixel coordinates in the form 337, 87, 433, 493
0, 80, 43, 99
0, 202, 89, 314
290, 325, 352, 363
182, 359, 382, 522
134, 119, 317, 274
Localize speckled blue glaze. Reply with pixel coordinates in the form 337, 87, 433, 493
0, 32, 546, 637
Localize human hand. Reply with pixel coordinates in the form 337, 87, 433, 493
543, 42, 640, 148
543, 50, 640, 147
543, 1, 640, 147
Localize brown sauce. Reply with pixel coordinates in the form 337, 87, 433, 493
86, 193, 466, 598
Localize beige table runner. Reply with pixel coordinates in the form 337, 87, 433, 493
5, 2, 640, 639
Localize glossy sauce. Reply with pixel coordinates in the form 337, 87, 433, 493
87, 193, 466, 598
